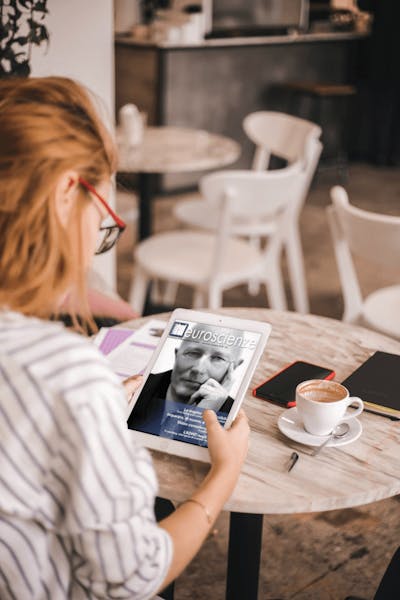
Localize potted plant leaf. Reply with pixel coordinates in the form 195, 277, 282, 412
0, 0, 49, 78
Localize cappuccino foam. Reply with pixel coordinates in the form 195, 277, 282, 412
298, 381, 346, 403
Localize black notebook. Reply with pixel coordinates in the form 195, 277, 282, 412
341, 351, 400, 419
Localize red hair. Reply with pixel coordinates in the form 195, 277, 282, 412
0, 76, 117, 330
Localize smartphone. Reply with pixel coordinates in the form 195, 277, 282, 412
253, 361, 336, 407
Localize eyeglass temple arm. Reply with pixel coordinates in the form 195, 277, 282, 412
77, 177, 126, 229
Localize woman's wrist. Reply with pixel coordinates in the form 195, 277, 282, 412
180, 498, 213, 525
208, 460, 243, 484
200, 463, 242, 506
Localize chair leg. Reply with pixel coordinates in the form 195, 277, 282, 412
162, 281, 179, 306
248, 279, 261, 296
193, 288, 206, 309
265, 266, 287, 311
247, 237, 262, 296
208, 286, 223, 310
285, 228, 310, 314
150, 279, 164, 304
150, 280, 179, 306
128, 267, 149, 316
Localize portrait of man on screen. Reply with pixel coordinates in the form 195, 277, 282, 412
128, 321, 259, 445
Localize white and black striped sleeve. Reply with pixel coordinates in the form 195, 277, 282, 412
51, 383, 173, 599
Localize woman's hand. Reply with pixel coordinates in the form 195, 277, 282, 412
203, 408, 250, 478
122, 374, 143, 403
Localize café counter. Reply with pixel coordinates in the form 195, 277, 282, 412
115, 29, 368, 189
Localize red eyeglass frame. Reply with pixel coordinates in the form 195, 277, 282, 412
78, 176, 126, 230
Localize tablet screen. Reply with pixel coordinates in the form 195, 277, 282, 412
127, 318, 262, 448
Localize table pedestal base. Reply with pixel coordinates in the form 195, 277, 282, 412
226, 512, 263, 600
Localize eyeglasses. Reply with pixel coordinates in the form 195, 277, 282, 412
78, 176, 126, 255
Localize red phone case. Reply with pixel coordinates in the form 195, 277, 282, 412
252, 361, 336, 408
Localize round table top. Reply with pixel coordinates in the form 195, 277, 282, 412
125, 308, 400, 515
117, 126, 241, 174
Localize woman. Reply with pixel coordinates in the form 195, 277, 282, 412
0, 77, 249, 599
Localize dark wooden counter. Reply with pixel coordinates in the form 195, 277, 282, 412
115, 30, 368, 190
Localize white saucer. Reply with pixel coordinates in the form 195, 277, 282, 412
277, 407, 362, 448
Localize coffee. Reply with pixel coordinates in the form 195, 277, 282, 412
298, 381, 346, 404
296, 379, 364, 436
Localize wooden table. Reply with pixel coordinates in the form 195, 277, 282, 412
117, 126, 240, 240
124, 308, 400, 599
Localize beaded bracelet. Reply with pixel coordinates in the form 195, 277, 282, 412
182, 498, 212, 525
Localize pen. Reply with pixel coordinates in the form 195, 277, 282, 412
287, 451, 299, 472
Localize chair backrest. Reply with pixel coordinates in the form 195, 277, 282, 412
330, 186, 400, 269
243, 110, 322, 171
200, 169, 305, 223
327, 185, 400, 322
200, 169, 307, 278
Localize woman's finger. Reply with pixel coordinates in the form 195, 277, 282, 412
202, 409, 221, 430
230, 409, 248, 428
123, 374, 143, 399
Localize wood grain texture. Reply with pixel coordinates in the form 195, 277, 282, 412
115, 46, 159, 123
123, 309, 400, 515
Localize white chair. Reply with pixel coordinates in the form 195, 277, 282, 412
327, 186, 400, 340
129, 169, 308, 315
174, 112, 322, 313
242, 110, 322, 172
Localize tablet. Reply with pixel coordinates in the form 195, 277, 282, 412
127, 309, 271, 462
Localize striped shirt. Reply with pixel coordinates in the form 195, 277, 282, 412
0, 310, 172, 599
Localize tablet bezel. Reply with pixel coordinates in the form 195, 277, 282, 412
127, 308, 271, 462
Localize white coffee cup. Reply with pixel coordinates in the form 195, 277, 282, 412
296, 379, 364, 436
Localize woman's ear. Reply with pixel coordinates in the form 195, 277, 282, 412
54, 170, 79, 227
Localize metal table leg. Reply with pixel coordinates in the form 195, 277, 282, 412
138, 172, 153, 241
137, 172, 155, 315
226, 512, 263, 600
